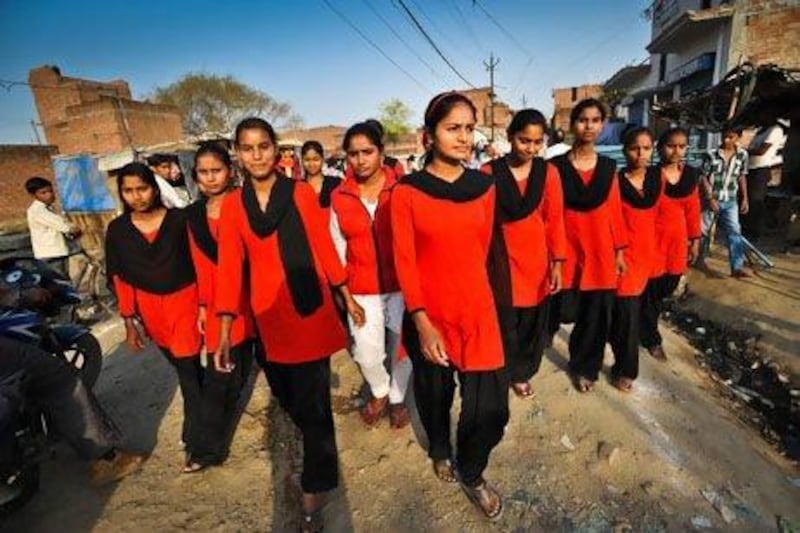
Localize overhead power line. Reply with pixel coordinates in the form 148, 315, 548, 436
470, 0, 533, 61
395, 0, 477, 88
320, 0, 429, 91
360, 0, 443, 80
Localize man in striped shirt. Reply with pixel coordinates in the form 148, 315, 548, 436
698, 127, 751, 278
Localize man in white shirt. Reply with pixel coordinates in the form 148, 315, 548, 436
745, 123, 787, 241
146, 154, 188, 208
25, 176, 81, 276
545, 128, 571, 160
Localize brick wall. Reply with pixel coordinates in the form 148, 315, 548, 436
459, 87, 513, 130
551, 84, 605, 132
729, 0, 800, 69
28, 65, 183, 155
0, 145, 58, 230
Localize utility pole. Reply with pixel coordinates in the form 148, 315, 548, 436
30, 120, 42, 144
484, 53, 500, 142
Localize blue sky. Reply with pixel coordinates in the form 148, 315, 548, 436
0, 0, 652, 144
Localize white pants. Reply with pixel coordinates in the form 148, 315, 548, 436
349, 292, 412, 404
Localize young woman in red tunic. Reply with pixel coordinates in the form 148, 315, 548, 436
392, 92, 507, 521
480, 109, 567, 398
184, 143, 255, 470
105, 162, 203, 471
641, 127, 702, 361
301, 140, 342, 212
609, 128, 661, 392
215, 118, 365, 530
548, 98, 628, 393
330, 122, 412, 428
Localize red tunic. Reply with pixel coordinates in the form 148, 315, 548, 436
654, 168, 702, 276
113, 230, 201, 358
216, 182, 348, 364
330, 166, 399, 295
391, 180, 503, 371
188, 216, 254, 353
617, 177, 660, 297
488, 163, 567, 307
562, 168, 628, 290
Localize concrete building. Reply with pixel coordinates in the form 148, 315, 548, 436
626, 0, 800, 141
551, 84, 604, 132
28, 65, 184, 155
459, 87, 513, 140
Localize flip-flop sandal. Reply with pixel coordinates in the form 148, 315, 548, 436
300, 509, 323, 533
432, 459, 458, 483
573, 376, 594, 393
182, 460, 207, 474
612, 377, 634, 393
511, 382, 534, 398
460, 479, 503, 521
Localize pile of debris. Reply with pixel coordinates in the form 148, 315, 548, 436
662, 301, 800, 462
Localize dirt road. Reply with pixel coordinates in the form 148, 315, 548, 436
3, 309, 799, 532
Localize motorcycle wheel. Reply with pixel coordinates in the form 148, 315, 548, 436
0, 463, 40, 519
62, 333, 102, 388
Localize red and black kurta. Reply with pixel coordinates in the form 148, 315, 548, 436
481, 157, 567, 307
330, 166, 399, 296
106, 209, 201, 358
617, 167, 662, 297
551, 154, 628, 291
654, 164, 702, 276
186, 200, 255, 353
391, 169, 503, 371
216, 177, 348, 364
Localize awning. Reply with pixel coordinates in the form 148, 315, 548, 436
647, 5, 734, 54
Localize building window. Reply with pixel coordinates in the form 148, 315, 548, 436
571, 87, 577, 101
659, 54, 667, 82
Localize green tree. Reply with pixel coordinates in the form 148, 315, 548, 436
151, 73, 297, 136
379, 98, 413, 144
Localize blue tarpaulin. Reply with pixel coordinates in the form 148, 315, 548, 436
52, 155, 115, 212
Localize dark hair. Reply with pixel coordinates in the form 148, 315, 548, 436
507, 108, 548, 138
364, 119, 385, 138
569, 98, 608, 126
622, 127, 654, 150
722, 125, 744, 136
301, 140, 324, 157
234, 117, 277, 147
192, 142, 233, 182
549, 128, 565, 144
423, 91, 477, 133
116, 162, 163, 213
146, 153, 173, 167
657, 126, 689, 158
342, 122, 384, 152
25, 176, 52, 194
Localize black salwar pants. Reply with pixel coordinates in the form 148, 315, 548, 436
192, 340, 254, 465
259, 355, 338, 494
567, 290, 614, 381
640, 274, 680, 349
609, 296, 641, 380
507, 302, 549, 383
159, 348, 203, 455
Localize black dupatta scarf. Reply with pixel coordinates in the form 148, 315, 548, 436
551, 153, 617, 211
402, 168, 493, 202
186, 198, 218, 263
241, 176, 322, 317
491, 156, 547, 223
105, 208, 196, 294
663, 164, 700, 199
619, 166, 662, 209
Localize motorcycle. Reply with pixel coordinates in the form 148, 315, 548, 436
0, 257, 103, 517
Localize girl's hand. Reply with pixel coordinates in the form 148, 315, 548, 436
197, 306, 207, 335
615, 250, 627, 277
215, 315, 235, 373
688, 239, 700, 265
549, 261, 563, 294
346, 297, 366, 328
414, 312, 449, 367
124, 319, 146, 352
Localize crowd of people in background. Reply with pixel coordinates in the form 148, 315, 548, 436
14, 91, 791, 530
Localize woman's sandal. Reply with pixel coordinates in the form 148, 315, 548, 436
182, 459, 207, 474
432, 459, 458, 483
460, 479, 503, 521
573, 375, 595, 393
511, 382, 534, 398
612, 376, 634, 393
300, 509, 324, 533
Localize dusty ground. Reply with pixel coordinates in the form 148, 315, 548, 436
3, 252, 800, 532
